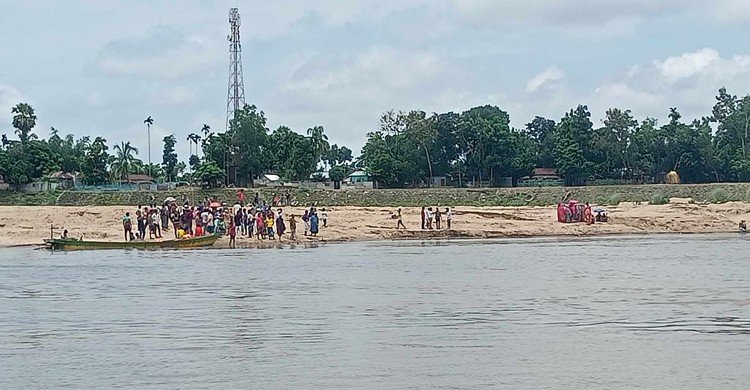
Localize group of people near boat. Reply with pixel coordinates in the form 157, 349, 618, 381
121, 192, 327, 245
557, 201, 607, 224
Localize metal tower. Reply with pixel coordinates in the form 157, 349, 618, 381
226, 8, 246, 132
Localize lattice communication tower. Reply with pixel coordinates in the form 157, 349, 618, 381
226, 8, 246, 132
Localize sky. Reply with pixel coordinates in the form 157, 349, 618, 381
2, 0, 750, 163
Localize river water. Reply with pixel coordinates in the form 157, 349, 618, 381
1, 235, 749, 389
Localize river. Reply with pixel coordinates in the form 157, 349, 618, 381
1, 235, 749, 389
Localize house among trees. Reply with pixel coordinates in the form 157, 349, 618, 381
254, 174, 282, 187
517, 168, 563, 187
47, 171, 80, 189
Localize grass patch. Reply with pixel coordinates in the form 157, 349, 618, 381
650, 193, 669, 205
603, 193, 622, 206
708, 187, 729, 204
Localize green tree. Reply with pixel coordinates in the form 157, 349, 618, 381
82, 136, 109, 185
526, 116, 556, 168
11, 103, 37, 144
110, 141, 142, 182
306, 125, 329, 168
229, 105, 271, 185
269, 126, 317, 181
161, 135, 178, 182
189, 154, 201, 172
194, 160, 224, 187
712, 88, 750, 181
554, 105, 595, 185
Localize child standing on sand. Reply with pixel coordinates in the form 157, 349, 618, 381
265, 214, 275, 240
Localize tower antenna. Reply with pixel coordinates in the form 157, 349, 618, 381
226, 7, 246, 132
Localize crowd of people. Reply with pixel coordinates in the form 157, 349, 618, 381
121, 190, 327, 246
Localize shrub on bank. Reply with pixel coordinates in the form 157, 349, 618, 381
650, 193, 669, 205
604, 193, 622, 206
708, 188, 729, 204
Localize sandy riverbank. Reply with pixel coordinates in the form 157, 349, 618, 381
0, 200, 747, 248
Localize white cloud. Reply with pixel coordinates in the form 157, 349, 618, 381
526, 66, 565, 93
654, 48, 721, 83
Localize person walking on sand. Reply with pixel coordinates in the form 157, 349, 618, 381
396, 208, 407, 230
122, 212, 133, 241
434, 207, 442, 230
445, 207, 452, 230
289, 215, 297, 240
421, 206, 426, 230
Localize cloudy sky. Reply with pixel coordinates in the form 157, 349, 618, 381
2, 0, 750, 162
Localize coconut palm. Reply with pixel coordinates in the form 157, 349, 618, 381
110, 141, 143, 182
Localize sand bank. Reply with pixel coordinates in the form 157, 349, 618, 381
0, 200, 746, 249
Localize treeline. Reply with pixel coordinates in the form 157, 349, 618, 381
1, 87, 750, 189
0, 104, 352, 188
360, 87, 749, 186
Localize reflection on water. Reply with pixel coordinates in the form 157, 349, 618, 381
1, 235, 750, 389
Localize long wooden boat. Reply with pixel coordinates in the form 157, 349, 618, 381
44, 234, 220, 251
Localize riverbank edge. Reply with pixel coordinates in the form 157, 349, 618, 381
17, 229, 739, 250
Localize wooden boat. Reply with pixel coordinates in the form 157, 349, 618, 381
44, 234, 220, 251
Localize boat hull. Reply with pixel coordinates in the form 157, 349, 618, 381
44, 234, 220, 251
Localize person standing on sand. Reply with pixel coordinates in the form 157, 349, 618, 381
302, 210, 310, 236
434, 207, 441, 230
421, 206, 426, 230
289, 215, 297, 240
228, 221, 237, 249
396, 208, 407, 229
321, 208, 328, 228
122, 212, 133, 241
265, 213, 275, 240
285, 190, 292, 206
136, 208, 145, 240
276, 213, 286, 240
256, 212, 264, 240
445, 207, 452, 230
310, 212, 319, 236
426, 207, 434, 229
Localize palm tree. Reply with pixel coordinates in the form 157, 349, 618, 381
143, 116, 154, 177
201, 124, 210, 138
12, 103, 38, 144
111, 141, 143, 182
306, 126, 329, 168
